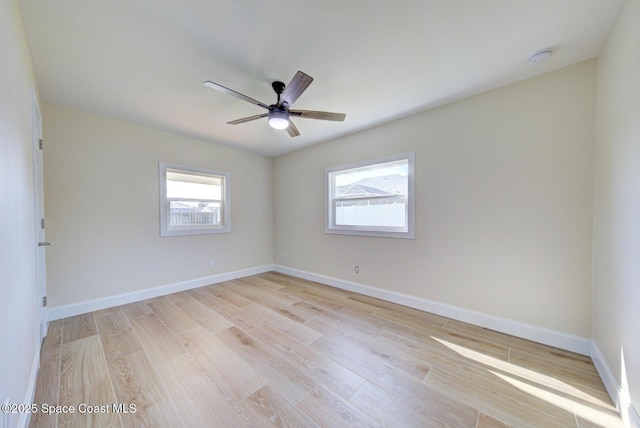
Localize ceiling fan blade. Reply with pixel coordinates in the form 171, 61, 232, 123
278, 71, 313, 108
289, 110, 346, 122
227, 113, 268, 125
203, 81, 270, 110
286, 119, 301, 137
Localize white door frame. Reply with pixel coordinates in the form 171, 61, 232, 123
32, 87, 48, 348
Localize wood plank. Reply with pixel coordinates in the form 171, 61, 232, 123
296, 282, 354, 302
235, 276, 286, 291
300, 303, 381, 342
335, 333, 431, 382
337, 297, 389, 317
296, 385, 380, 428
105, 349, 183, 427
375, 331, 456, 363
128, 313, 186, 366
350, 293, 448, 325
62, 313, 97, 343
95, 310, 142, 358
242, 292, 315, 324
172, 294, 224, 323
221, 279, 301, 306
260, 272, 308, 288
157, 353, 252, 427
146, 299, 199, 332
289, 291, 346, 313
188, 288, 264, 332
240, 303, 322, 345
175, 326, 267, 405
58, 335, 116, 426
239, 385, 319, 428
98, 327, 142, 360
94, 308, 132, 336
477, 412, 512, 428
250, 325, 365, 400
120, 301, 152, 319
203, 284, 254, 307
349, 381, 448, 427
93, 306, 122, 316
173, 294, 234, 334
216, 326, 316, 404
164, 291, 187, 304
368, 303, 448, 328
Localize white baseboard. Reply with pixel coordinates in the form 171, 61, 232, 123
591, 342, 640, 428
16, 351, 39, 428
273, 265, 592, 356
47, 265, 274, 321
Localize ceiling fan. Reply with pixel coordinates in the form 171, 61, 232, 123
203, 71, 346, 137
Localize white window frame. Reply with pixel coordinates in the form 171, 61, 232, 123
159, 162, 231, 236
325, 152, 415, 239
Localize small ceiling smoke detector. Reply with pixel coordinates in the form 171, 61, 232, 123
528, 49, 553, 64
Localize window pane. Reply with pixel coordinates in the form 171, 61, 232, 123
336, 197, 407, 227
169, 201, 221, 227
332, 159, 408, 228
334, 159, 408, 196
166, 180, 221, 199
166, 169, 222, 199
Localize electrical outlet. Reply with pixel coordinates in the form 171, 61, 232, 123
208, 259, 215, 268
354, 265, 360, 274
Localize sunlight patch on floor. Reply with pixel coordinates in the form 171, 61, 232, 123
492, 371, 623, 428
431, 336, 623, 427
431, 336, 612, 409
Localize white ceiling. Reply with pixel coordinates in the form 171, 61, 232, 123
18, 0, 622, 157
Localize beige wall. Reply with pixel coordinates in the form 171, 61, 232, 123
43, 104, 273, 307
0, 0, 39, 422
275, 60, 597, 337
593, 0, 640, 419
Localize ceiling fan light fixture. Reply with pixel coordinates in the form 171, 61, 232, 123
268, 109, 289, 129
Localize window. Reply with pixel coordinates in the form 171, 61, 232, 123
326, 152, 415, 239
159, 162, 230, 236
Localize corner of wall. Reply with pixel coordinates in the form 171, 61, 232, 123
591, 341, 640, 428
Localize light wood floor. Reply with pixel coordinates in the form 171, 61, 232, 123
30, 272, 622, 427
